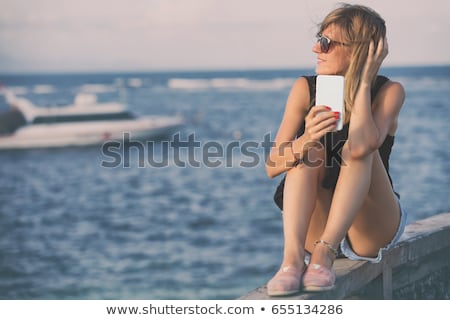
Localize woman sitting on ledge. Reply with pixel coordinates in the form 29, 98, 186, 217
265, 4, 407, 296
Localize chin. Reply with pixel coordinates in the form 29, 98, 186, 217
315, 67, 329, 75
316, 64, 329, 74
316, 64, 346, 76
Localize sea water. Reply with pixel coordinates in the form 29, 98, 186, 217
0, 66, 449, 299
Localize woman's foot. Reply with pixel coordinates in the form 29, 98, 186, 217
267, 265, 304, 296
303, 240, 338, 292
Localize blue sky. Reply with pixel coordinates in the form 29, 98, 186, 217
0, 0, 449, 73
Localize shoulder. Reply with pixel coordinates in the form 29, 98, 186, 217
286, 76, 313, 112
376, 76, 405, 97
291, 76, 312, 91
289, 75, 316, 100
386, 80, 405, 96
382, 80, 406, 102
374, 77, 405, 112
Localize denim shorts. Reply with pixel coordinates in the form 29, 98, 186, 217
339, 200, 408, 263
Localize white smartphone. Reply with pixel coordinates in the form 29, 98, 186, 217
316, 75, 345, 131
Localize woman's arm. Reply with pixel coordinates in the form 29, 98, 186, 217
266, 77, 338, 178
266, 77, 309, 178
347, 38, 405, 158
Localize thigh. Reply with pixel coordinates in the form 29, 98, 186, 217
347, 151, 401, 257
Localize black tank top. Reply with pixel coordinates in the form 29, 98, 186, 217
273, 75, 397, 210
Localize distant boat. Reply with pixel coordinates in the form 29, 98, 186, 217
0, 91, 184, 150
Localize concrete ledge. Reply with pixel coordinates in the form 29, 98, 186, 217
239, 212, 450, 300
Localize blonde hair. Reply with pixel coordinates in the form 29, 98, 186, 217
319, 4, 386, 121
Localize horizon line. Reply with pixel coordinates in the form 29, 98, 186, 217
1, 63, 450, 76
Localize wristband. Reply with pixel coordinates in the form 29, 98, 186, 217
290, 141, 303, 166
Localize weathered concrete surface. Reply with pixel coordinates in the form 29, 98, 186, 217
239, 212, 450, 300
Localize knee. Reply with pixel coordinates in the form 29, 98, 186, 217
286, 145, 325, 177
341, 142, 374, 163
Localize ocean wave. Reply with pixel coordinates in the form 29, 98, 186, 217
168, 77, 295, 91
391, 76, 450, 92
79, 84, 117, 93
2, 86, 28, 95
33, 85, 56, 94
127, 78, 143, 88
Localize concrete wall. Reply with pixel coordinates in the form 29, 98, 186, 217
240, 212, 450, 300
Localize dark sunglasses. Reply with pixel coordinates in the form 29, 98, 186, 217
316, 34, 349, 53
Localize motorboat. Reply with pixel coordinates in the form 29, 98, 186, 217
0, 91, 184, 150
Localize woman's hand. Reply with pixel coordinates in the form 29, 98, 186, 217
361, 37, 388, 85
304, 105, 339, 142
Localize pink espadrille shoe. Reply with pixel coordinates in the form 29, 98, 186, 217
303, 240, 338, 292
302, 263, 336, 291
267, 265, 304, 296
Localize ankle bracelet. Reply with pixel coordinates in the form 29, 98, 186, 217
314, 240, 338, 257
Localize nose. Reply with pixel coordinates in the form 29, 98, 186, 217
312, 40, 321, 53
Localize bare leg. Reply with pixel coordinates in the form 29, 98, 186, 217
280, 145, 332, 269
309, 143, 401, 268
267, 145, 333, 296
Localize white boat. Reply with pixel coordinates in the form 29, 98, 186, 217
0, 91, 184, 150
